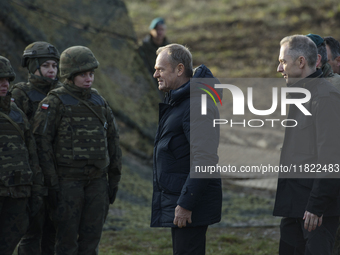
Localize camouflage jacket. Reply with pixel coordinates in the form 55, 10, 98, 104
321, 63, 340, 92
10, 74, 62, 122
0, 93, 43, 198
32, 82, 121, 187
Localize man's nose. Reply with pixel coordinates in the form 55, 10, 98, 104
153, 70, 158, 78
277, 63, 283, 72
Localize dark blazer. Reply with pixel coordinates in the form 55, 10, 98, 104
273, 69, 340, 218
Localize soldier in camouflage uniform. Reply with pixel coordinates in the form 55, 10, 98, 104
0, 56, 45, 255
32, 46, 122, 255
10, 41, 61, 121
10, 41, 62, 255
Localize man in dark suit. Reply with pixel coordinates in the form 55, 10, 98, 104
274, 34, 340, 255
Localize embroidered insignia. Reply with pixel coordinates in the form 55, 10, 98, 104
41, 104, 49, 109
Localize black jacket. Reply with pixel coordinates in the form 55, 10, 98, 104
151, 65, 222, 227
273, 69, 340, 218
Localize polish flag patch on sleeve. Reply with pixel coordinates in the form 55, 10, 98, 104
41, 104, 49, 110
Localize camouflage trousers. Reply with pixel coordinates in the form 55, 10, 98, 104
0, 196, 29, 255
18, 198, 56, 255
51, 176, 109, 255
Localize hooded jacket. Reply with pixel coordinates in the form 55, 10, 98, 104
151, 65, 222, 227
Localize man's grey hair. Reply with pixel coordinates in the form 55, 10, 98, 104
280, 35, 318, 68
324, 36, 340, 60
156, 44, 193, 78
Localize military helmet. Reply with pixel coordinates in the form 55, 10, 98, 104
59, 46, 99, 79
0, 56, 16, 82
22, 41, 60, 68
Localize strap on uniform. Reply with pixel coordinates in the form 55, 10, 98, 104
31, 84, 47, 96
0, 111, 25, 141
62, 88, 108, 130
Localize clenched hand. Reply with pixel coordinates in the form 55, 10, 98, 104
173, 205, 192, 228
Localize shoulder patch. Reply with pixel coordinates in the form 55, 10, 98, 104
41, 104, 49, 110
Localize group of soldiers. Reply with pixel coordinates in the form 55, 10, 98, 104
0, 42, 122, 255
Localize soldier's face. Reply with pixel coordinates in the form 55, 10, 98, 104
154, 51, 180, 92
73, 71, 94, 89
151, 24, 166, 41
0, 77, 9, 96
35, 60, 58, 80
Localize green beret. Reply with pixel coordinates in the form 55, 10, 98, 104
306, 33, 324, 47
149, 17, 165, 30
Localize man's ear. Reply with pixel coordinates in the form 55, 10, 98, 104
299, 56, 307, 69
315, 54, 322, 68
177, 63, 185, 76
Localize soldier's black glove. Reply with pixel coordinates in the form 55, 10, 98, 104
108, 184, 118, 204
29, 185, 47, 216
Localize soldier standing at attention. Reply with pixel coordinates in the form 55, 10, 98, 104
32, 46, 122, 255
0, 56, 45, 255
10, 41, 61, 255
